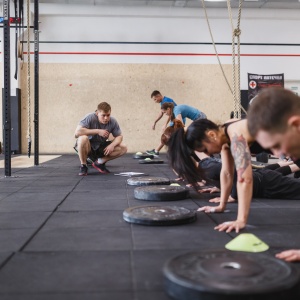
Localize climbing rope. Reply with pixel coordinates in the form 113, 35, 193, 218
227, 0, 243, 119
201, 0, 233, 94
26, 0, 31, 157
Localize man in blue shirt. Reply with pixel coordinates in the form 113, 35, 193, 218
146, 90, 177, 156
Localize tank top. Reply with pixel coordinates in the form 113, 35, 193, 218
222, 120, 240, 144
222, 120, 269, 155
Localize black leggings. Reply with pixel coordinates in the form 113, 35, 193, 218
200, 161, 293, 180
264, 163, 292, 176
254, 169, 300, 200
199, 159, 300, 200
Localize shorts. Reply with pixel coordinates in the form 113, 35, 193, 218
74, 140, 112, 161
90, 141, 112, 159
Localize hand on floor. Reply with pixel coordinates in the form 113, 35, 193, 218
214, 220, 246, 233
199, 187, 220, 194
276, 249, 300, 262
197, 205, 223, 214
186, 181, 205, 188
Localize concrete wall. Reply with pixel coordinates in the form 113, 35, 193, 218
1, 4, 300, 153
20, 63, 232, 154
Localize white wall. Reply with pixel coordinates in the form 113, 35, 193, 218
2, 4, 300, 89
36, 4, 300, 89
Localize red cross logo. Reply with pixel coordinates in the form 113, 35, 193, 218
249, 80, 257, 89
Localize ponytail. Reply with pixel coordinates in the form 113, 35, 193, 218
167, 119, 219, 187
161, 127, 174, 146
161, 120, 185, 146
170, 112, 175, 121
167, 128, 206, 186
173, 119, 184, 130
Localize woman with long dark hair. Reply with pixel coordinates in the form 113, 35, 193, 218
167, 118, 254, 233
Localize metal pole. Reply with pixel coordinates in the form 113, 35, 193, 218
3, 0, 11, 176
34, 0, 39, 166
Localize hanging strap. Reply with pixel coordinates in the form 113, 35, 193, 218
14, 0, 18, 79
26, 0, 31, 157
18, 0, 24, 61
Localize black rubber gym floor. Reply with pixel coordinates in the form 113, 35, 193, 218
0, 153, 300, 299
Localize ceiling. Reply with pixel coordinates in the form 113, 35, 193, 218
27, 0, 300, 10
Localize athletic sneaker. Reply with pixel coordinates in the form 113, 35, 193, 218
146, 149, 159, 157
102, 164, 110, 173
79, 164, 88, 176
92, 161, 110, 174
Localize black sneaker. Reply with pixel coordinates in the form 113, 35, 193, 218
102, 164, 110, 173
79, 164, 88, 176
92, 161, 109, 174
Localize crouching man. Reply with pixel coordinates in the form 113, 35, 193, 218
75, 102, 127, 176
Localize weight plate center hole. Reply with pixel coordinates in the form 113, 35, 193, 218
220, 262, 241, 270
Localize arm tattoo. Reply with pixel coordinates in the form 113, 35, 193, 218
230, 133, 251, 179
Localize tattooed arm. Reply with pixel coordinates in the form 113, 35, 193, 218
231, 132, 253, 221
215, 131, 253, 233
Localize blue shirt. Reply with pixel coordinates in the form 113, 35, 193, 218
173, 104, 205, 124
160, 96, 177, 107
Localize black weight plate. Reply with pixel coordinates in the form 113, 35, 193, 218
133, 153, 154, 159
163, 250, 300, 300
127, 177, 170, 186
256, 152, 269, 163
123, 205, 197, 226
134, 185, 189, 201
139, 159, 164, 164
